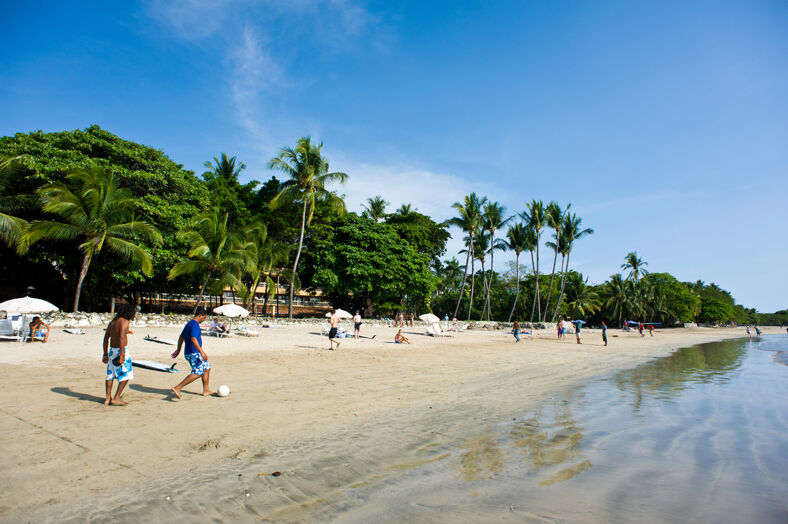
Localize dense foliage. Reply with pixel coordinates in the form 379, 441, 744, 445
0, 126, 775, 324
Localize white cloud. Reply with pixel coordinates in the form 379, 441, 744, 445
144, 0, 239, 40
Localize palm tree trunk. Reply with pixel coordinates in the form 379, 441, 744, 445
529, 250, 536, 321
288, 200, 308, 319
73, 250, 93, 312
466, 241, 476, 321
486, 231, 495, 321
552, 251, 571, 321
550, 254, 566, 322
193, 271, 213, 315
508, 252, 520, 322
534, 235, 541, 321
478, 256, 487, 321
453, 244, 471, 319
543, 247, 559, 322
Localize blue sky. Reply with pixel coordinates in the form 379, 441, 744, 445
2, 1, 786, 311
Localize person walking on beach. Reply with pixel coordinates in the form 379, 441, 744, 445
755, 326, 761, 338
170, 307, 214, 399
560, 318, 567, 340
556, 321, 561, 340
649, 324, 654, 337
328, 309, 341, 350
746, 326, 751, 338
398, 312, 404, 328
601, 321, 608, 347
353, 310, 362, 340
638, 323, 645, 337
102, 303, 136, 406
575, 321, 582, 344
513, 320, 521, 343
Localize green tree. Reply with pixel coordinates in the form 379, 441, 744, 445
0, 156, 32, 249
385, 211, 450, 263
551, 213, 594, 321
167, 210, 246, 315
362, 196, 388, 222
24, 164, 162, 311
520, 200, 547, 321
311, 213, 436, 313
481, 201, 510, 320
604, 273, 634, 327
646, 273, 702, 324
505, 222, 531, 321
621, 251, 649, 280
202, 153, 258, 224
268, 137, 348, 318
449, 192, 487, 320
542, 201, 570, 321
563, 272, 601, 319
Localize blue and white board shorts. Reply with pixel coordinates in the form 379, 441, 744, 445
107, 347, 133, 381
185, 352, 211, 375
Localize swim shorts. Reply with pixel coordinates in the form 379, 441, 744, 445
328, 327, 338, 339
34, 330, 46, 338
107, 347, 134, 381
185, 352, 211, 375
354, 322, 362, 330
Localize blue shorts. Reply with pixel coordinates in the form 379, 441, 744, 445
107, 347, 133, 382
185, 352, 211, 375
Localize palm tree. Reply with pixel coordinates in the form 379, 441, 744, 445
362, 196, 388, 222
520, 200, 546, 321
448, 193, 487, 320
396, 203, 415, 216
621, 251, 649, 280
268, 137, 348, 319
472, 228, 490, 320
551, 213, 594, 321
605, 273, 634, 327
168, 209, 246, 315
233, 223, 291, 315
542, 201, 570, 321
481, 201, 510, 320
24, 163, 162, 312
563, 273, 600, 319
505, 222, 529, 321
204, 153, 246, 182
0, 156, 31, 250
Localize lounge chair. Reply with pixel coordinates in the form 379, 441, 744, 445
425, 325, 436, 336
432, 323, 450, 337
320, 322, 331, 335
200, 323, 232, 338
0, 319, 22, 342
234, 326, 259, 337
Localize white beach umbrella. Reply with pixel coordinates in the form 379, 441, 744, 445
213, 303, 250, 318
325, 309, 353, 319
0, 296, 59, 314
419, 313, 440, 324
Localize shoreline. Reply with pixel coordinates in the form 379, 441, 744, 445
0, 325, 777, 521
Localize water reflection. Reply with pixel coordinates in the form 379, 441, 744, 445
611, 338, 746, 410
453, 339, 750, 487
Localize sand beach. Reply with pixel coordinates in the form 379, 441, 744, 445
0, 324, 778, 522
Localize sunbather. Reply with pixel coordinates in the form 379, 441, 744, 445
394, 329, 411, 344
29, 316, 49, 343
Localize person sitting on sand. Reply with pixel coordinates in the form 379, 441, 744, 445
209, 318, 229, 333
394, 329, 411, 344
28, 316, 49, 343
170, 307, 214, 399
102, 303, 136, 406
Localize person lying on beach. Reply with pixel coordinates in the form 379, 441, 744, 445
394, 329, 411, 344
102, 303, 136, 406
28, 316, 49, 342
170, 307, 214, 399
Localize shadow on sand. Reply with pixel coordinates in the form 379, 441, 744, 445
51, 387, 105, 404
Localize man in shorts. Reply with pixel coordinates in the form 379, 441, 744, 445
328, 309, 341, 350
601, 321, 608, 347
102, 303, 136, 406
170, 307, 214, 399
575, 321, 582, 344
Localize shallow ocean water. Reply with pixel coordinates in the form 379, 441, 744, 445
328, 336, 788, 523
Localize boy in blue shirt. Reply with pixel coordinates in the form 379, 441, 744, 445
170, 307, 214, 399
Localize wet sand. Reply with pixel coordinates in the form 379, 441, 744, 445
0, 324, 775, 522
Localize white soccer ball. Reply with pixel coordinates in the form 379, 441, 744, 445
217, 385, 230, 397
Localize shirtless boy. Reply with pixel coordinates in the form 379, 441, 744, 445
102, 303, 136, 406
328, 309, 341, 350
394, 329, 411, 344
170, 307, 213, 398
